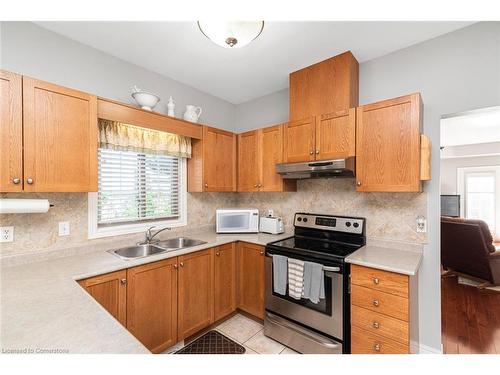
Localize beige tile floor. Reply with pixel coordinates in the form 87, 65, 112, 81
168, 313, 300, 354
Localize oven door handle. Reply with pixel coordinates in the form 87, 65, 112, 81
265, 312, 341, 349
267, 254, 341, 274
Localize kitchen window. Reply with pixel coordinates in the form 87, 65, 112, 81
88, 120, 189, 239
457, 166, 500, 239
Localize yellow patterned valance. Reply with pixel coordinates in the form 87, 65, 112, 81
98, 119, 191, 158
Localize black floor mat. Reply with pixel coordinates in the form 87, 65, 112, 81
175, 330, 246, 354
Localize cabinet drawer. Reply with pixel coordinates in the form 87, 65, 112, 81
351, 326, 409, 354
351, 305, 409, 344
351, 285, 408, 321
351, 264, 408, 298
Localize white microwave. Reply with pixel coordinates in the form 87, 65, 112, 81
216, 208, 259, 233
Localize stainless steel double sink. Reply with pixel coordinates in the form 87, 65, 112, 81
108, 237, 207, 260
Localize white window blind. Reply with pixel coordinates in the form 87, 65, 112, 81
98, 148, 180, 225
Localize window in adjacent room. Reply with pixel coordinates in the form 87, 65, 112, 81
458, 166, 500, 238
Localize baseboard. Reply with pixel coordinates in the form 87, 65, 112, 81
412, 340, 443, 354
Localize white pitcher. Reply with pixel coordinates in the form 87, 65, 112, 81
183, 105, 202, 123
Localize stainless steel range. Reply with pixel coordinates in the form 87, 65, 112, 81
264, 213, 366, 354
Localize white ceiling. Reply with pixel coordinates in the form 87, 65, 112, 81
36, 21, 473, 104
441, 106, 500, 147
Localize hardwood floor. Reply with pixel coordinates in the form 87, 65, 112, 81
441, 275, 500, 354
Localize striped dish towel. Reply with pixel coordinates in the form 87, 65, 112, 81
288, 258, 305, 299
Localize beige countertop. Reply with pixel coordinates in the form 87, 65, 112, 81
0, 230, 291, 354
1, 229, 422, 353
345, 244, 423, 276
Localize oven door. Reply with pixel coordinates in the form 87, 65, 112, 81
264, 252, 344, 340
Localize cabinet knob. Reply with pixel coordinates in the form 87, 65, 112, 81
26, 177, 34, 185
120, 278, 127, 284
12, 177, 21, 185
180, 262, 184, 267
315, 150, 320, 154
373, 343, 381, 352
204, 183, 208, 188
356, 181, 362, 187
216, 252, 220, 257
254, 184, 258, 188
309, 150, 314, 155
373, 277, 380, 285
260, 251, 264, 256
258, 183, 262, 188
174, 264, 178, 269
372, 321, 380, 329
372, 299, 380, 307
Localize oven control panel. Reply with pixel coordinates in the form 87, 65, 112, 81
294, 213, 364, 234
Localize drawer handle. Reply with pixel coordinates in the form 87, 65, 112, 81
372, 300, 380, 307
372, 321, 380, 329
373, 343, 381, 352
373, 277, 380, 285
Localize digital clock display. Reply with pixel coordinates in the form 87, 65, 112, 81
315, 217, 337, 227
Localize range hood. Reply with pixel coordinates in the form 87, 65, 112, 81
276, 157, 355, 179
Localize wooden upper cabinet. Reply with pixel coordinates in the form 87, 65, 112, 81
23, 77, 98, 192
237, 130, 260, 192
0, 70, 23, 192
126, 258, 178, 353
283, 117, 316, 163
237, 125, 296, 192
289, 51, 359, 121
188, 126, 236, 192
315, 108, 356, 160
78, 270, 127, 327
237, 242, 265, 319
260, 125, 296, 192
356, 93, 423, 192
177, 249, 214, 339
214, 243, 237, 321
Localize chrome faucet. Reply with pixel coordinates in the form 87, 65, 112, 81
140, 226, 171, 245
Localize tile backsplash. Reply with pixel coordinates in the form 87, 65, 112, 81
0, 178, 426, 260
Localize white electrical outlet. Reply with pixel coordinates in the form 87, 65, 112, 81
416, 216, 427, 233
0, 226, 14, 243
58, 221, 70, 236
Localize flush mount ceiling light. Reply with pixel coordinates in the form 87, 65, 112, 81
197, 21, 264, 48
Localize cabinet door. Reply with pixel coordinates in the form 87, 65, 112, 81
127, 258, 178, 353
237, 242, 265, 319
356, 93, 422, 192
0, 71, 23, 192
315, 108, 355, 160
283, 117, 316, 163
214, 243, 237, 321
237, 130, 260, 192
23, 77, 97, 192
203, 126, 236, 192
178, 249, 214, 339
260, 124, 287, 192
78, 270, 127, 326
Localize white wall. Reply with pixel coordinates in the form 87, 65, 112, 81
234, 22, 500, 352
0, 22, 237, 131
441, 155, 500, 195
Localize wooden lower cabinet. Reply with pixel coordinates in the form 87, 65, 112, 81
237, 242, 265, 319
78, 270, 127, 326
79, 242, 265, 353
350, 265, 413, 354
177, 249, 214, 339
214, 243, 237, 321
126, 258, 178, 353
351, 326, 409, 354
